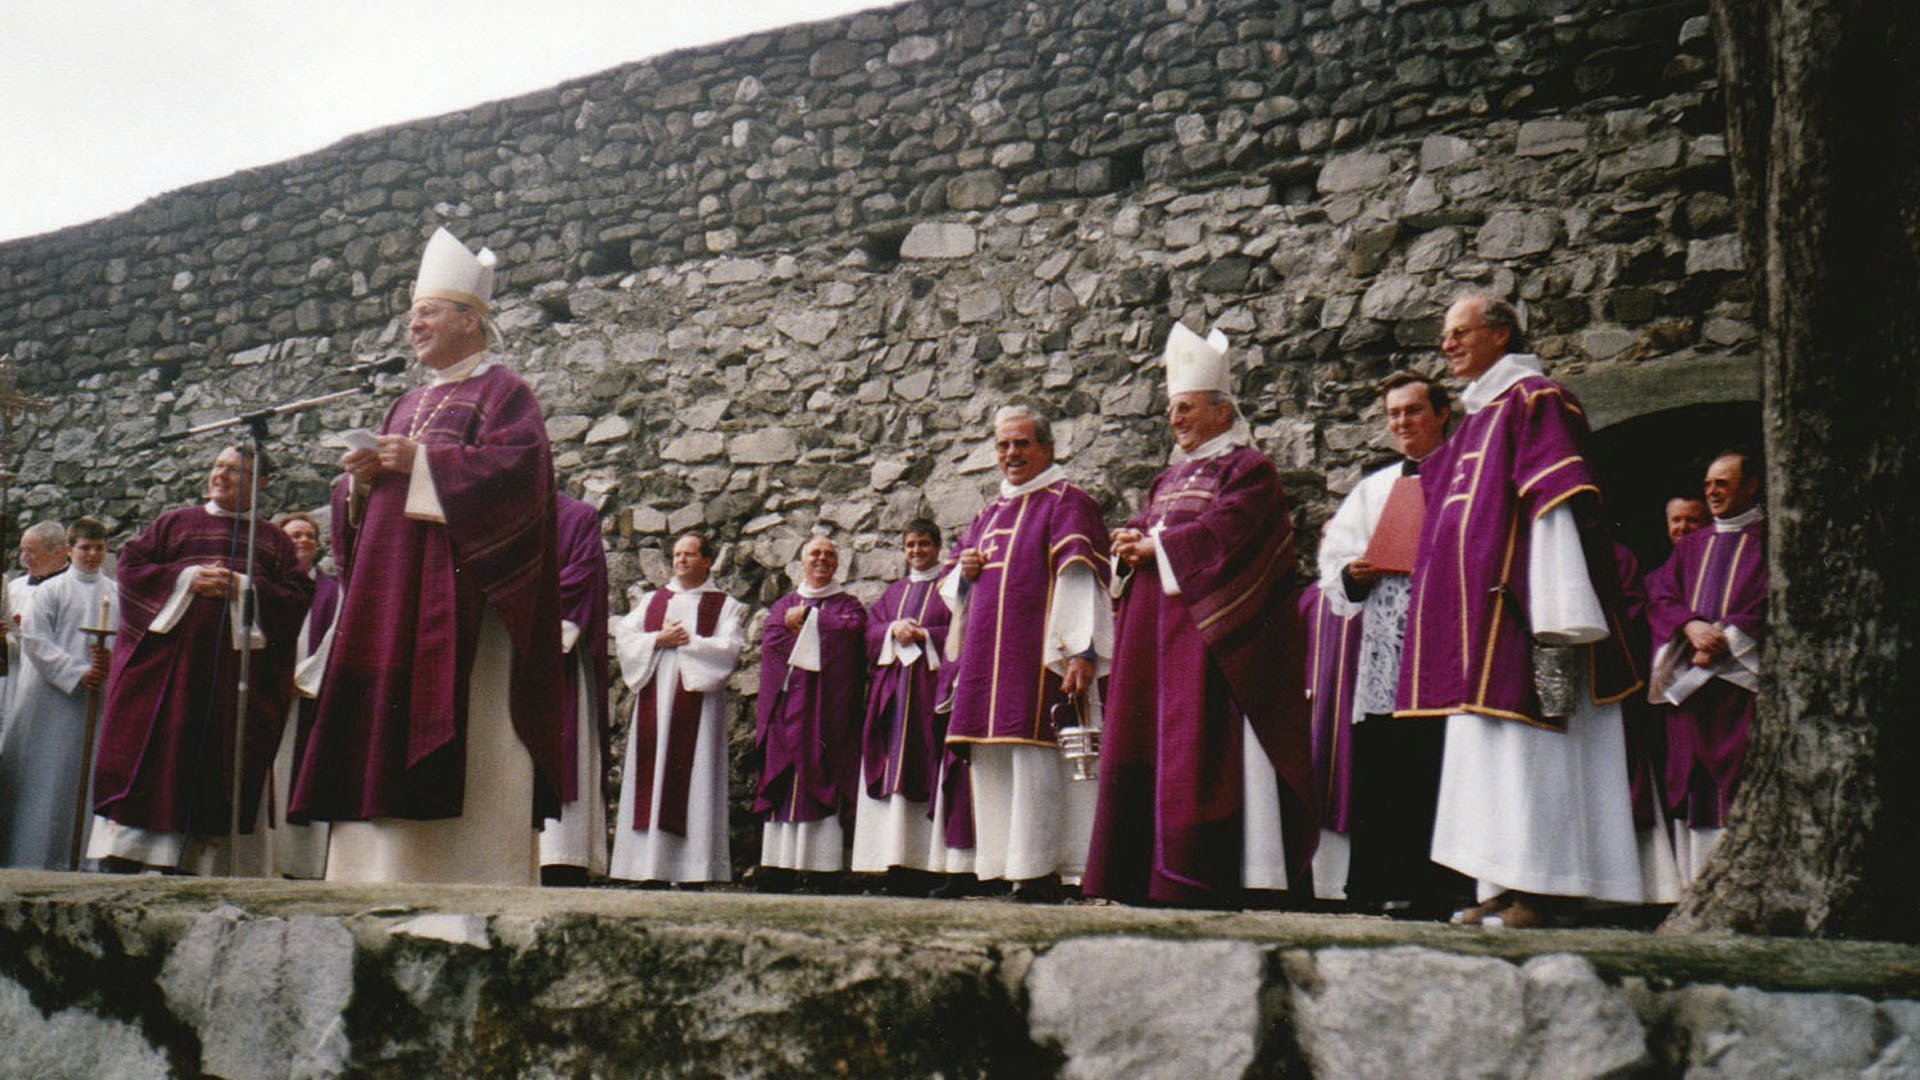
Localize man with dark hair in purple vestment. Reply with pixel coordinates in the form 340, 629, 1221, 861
1085, 323, 1314, 908
539, 492, 611, 885
1403, 293, 1646, 928
1300, 583, 1361, 902
754, 535, 866, 891
1646, 449, 1765, 883
940, 404, 1112, 902
850, 519, 954, 895
87, 445, 313, 874
1317, 372, 1473, 918
290, 228, 564, 886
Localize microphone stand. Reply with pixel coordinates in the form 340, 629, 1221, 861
144, 371, 396, 876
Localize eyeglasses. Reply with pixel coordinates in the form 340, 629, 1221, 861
1439, 323, 1488, 345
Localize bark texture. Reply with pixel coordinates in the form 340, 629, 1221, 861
1667, 0, 1920, 938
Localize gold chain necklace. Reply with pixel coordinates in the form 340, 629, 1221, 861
406, 380, 469, 441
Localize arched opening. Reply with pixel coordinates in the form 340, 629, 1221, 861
1590, 401, 1762, 572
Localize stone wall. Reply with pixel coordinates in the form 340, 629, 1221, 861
0, 0, 1755, 866
4, 872, 1920, 1079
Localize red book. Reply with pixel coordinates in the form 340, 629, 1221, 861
1362, 475, 1426, 574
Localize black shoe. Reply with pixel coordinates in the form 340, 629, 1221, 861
541, 865, 590, 887
884, 868, 939, 897
754, 867, 796, 894
928, 872, 979, 899
1010, 874, 1063, 904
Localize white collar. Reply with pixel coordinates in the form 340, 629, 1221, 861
204, 500, 257, 520
72, 567, 102, 584
1714, 506, 1764, 532
907, 565, 942, 583
1170, 428, 1245, 464
1001, 462, 1067, 499
1460, 354, 1544, 414
668, 576, 715, 594
427, 350, 493, 385
797, 580, 843, 600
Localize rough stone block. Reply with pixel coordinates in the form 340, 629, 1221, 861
1516, 119, 1590, 157
546, 414, 592, 443
888, 34, 940, 66
900, 223, 977, 259
729, 428, 802, 464
1318, 150, 1392, 193
958, 286, 1004, 324
1028, 937, 1268, 1080
157, 906, 354, 1080
773, 309, 839, 346
1478, 210, 1559, 258
1597, 137, 1683, 181
584, 415, 631, 445
1686, 234, 1745, 274
1287, 946, 1527, 1080
947, 170, 1004, 211
1668, 984, 1882, 1078
1, 975, 170, 1080
1419, 134, 1475, 171
1518, 954, 1650, 1079
661, 431, 725, 463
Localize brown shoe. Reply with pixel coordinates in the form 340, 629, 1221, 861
1489, 893, 1568, 929
1451, 892, 1514, 925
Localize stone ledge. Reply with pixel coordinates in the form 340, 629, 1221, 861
5, 871, 1920, 1079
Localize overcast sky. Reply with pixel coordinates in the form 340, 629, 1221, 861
0, 0, 891, 242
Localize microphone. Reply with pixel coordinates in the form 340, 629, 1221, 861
340, 355, 409, 378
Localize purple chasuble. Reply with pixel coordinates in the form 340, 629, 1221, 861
1645, 519, 1764, 827
944, 479, 1108, 746
1085, 446, 1316, 905
92, 506, 313, 834
1302, 582, 1362, 834
1396, 373, 1640, 728
860, 574, 952, 807
556, 493, 610, 804
755, 591, 867, 825
291, 364, 564, 823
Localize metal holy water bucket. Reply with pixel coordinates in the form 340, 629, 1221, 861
1531, 643, 1583, 719
1052, 700, 1100, 782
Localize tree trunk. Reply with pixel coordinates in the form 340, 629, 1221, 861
1665, 0, 1920, 939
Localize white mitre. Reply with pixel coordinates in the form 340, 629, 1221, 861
1164, 321, 1232, 397
414, 227, 497, 312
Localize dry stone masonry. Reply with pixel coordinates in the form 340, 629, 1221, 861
4, 873, 1920, 1079
0, 0, 1757, 871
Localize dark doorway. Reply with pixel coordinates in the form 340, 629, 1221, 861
1590, 402, 1762, 572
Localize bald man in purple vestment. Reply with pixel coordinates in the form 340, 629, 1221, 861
940, 404, 1111, 901
88, 445, 313, 874
1085, 324, 1314, 908
1402, 293, 1645, 928
1646, 449, 1765, 883
290, 228, 564, 886
754, 535, 866, 889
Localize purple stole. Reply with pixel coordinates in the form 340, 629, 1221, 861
1396, 373, 1640, 729
291, 364, 563, 823
755, 591, 867, 824
556, 494, 610, 804
860, 574, 952, 805
1646, 519, 1765, 826
92, 506, 313, 833
945, 478, 1109, 746
1302, 583, 1362, 834
631, 588, 728, 834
